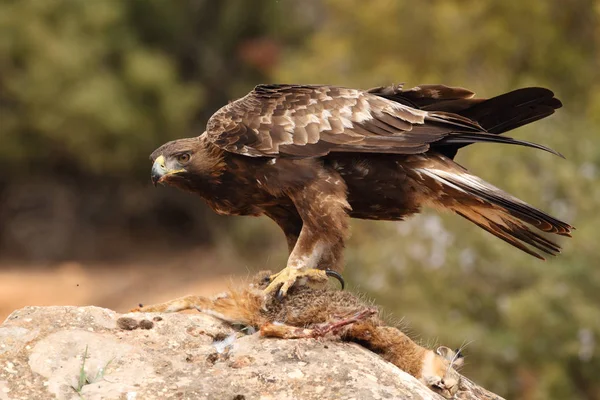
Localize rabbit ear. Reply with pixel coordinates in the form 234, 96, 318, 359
436, 346, 454, 359
436, 346, 465, 369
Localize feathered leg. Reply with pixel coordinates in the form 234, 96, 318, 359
265, 168, 351, 298
264, 205, 302, 252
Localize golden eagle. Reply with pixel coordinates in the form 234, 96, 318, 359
150, 84, 573, 296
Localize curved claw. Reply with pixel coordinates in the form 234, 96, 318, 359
325, 269, 345, 290
275, 284, 286, 301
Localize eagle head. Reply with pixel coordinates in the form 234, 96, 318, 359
149, 135, 222, 189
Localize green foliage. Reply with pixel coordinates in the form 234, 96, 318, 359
0, 0, 305, 176
0, 1, 199, 175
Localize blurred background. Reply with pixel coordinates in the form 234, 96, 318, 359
0, 0, 598, 398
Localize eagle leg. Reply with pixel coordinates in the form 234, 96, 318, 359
264, 205, 302, 252
264, 168, 351, 299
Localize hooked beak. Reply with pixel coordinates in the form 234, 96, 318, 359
151, 155, 167, 186
151, 155, 187, 187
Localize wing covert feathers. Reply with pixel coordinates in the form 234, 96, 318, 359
417, 158, 573, 259
206, 84, 561, 158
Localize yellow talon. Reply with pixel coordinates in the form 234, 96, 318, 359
265, 267, 330, 299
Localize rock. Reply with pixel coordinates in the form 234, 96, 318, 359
0, 306, 503, 400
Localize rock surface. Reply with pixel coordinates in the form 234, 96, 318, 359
0, 306, 503, 400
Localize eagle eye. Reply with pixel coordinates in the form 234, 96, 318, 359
176, 153, 191, 164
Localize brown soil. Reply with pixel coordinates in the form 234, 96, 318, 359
0, 249, 256, 322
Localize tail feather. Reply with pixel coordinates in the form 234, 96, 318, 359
418, 162, 574, 259
378, 85, 563, 159
430, 168, 572, 236
456, 87, 562, 134
437, 132, 564, 158
454, 210, 550, 259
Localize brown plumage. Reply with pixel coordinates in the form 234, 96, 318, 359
150, 83, 573, 296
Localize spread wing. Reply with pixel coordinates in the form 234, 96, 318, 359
206, 84, 559, 158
